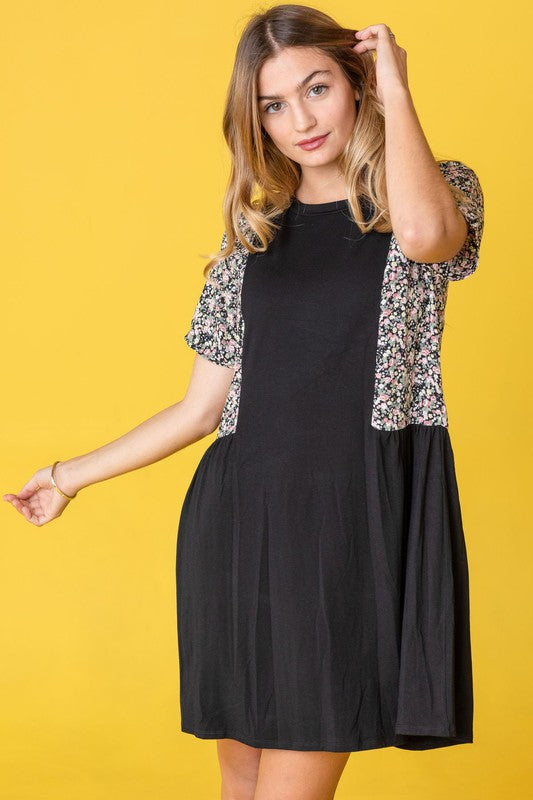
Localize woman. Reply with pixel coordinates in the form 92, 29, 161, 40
4, 4, 484, 799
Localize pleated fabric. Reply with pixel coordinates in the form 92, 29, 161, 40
175, 197, 473, 752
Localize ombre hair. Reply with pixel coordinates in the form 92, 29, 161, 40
202, 3, 457, 279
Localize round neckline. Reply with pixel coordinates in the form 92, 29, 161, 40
290, 196, 350, 215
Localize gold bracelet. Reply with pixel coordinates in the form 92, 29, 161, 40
50, 461, 77, 499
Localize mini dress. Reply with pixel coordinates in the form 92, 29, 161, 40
176, 165, 482, 752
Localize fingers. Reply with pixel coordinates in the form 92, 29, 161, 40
354, 23, 392, 39
3, 467, 50, 507
353, 40, 375, 54
353, 23, 396, 51
5, 495, 30, 516
26, 510, 46, 526
16, 481, 41, 500
3, 493, 36, 508
4, 492, 45, 524
5, 495, 51, 526
18, 504, 42, 525
9, 497, 32, 521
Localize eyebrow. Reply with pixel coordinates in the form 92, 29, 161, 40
257, 69, 332, 102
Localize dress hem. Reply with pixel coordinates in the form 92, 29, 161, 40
180, 724, 473, 753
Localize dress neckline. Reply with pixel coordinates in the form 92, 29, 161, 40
290, 196, 350, 215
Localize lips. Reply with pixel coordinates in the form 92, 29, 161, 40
296, 134, 329, 145
296, 133, 331, 152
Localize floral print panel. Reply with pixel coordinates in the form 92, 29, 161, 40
183, 160, 484, 436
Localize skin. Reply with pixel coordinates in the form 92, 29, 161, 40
217, 738, 351, 800
2, 355, 235, 523
2, 24, 467, 522
257, 25, 468, 264
258, 46, 361, 204
352, 24, 468, 262
3, 20, 470, 800
216, 23, 470, 800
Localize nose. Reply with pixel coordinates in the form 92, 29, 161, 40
291, 103, 317, 133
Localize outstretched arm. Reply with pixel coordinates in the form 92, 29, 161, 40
3, 354, 235, 525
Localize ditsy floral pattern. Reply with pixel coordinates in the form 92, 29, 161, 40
183, 223, 250, 437
371, 160, 484, 429
184, 160, 484, 436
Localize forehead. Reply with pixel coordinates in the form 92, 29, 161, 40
257, 47, 338, 94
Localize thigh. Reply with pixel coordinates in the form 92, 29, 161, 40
216, 738, 262, 799
254, 749, 351, 800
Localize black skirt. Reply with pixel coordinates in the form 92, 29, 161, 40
176, 198, 473, 752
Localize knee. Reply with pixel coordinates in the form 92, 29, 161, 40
217, 739, 262, 800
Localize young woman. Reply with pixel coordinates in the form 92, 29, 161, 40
3, 5, 484, 799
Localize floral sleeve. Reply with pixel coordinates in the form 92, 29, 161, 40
184, 231, 242, 367
438, 160, 485, 282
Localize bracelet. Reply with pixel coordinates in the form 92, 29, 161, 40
51, 461, 77, 499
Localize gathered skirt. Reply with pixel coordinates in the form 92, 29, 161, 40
176, 421, 473, 752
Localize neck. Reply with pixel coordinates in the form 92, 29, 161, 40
296, 164, 347, 204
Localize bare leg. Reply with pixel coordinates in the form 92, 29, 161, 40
217, 738, 263, 800
253, 749, 351, 800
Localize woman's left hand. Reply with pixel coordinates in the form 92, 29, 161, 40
352, 23, 409, 104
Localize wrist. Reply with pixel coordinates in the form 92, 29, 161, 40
54, 460, 83, 498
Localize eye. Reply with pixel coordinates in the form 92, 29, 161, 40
264, 101, 283, 114
309, 83, 328, 97
263, 83, 330, 114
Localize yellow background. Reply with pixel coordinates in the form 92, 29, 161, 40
1, 1, 530, 798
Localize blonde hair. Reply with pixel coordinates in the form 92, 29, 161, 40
203, 3, 464, 279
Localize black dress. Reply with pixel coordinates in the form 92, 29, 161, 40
176, 195, 474, 752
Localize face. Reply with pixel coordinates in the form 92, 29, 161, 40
257, 47, 360, 169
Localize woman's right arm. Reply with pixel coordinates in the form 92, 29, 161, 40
3, 354, 236, 526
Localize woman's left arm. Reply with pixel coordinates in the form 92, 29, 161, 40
353, 24, 467, 263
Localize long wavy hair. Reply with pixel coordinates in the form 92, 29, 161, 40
202, 3, 456, 279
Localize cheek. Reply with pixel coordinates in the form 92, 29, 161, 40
314, 95, 350, 130
262, 117, 290, 147
334, 96, 357, 134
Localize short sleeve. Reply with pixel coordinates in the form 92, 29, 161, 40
438, 160, 485, 281
183, 230, 241, 367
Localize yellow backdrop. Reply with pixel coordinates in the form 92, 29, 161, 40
1, 1, 530, 798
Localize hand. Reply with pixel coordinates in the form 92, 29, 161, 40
352, 23, 409, 104
3, 463, 75, 526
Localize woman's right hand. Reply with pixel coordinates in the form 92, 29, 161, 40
3, 463, 76, 526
